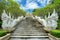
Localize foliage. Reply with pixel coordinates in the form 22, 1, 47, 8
0, 18, 2, 28
0, 30, 7, 37
5, 0, 26, 17
0, 0, 6, 14
0, 0, 26, 18
0, 22, 2, 27
32, 0, 60, 19
50, 30, 60, 38
57, 20, 60, 29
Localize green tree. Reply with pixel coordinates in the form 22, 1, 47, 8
0, 0, 26, 18
0, 0, 26, 28
32, 0, 60, 29
32, 0, 60, 19
0, 0, 6, 15
5, 0, 26, 17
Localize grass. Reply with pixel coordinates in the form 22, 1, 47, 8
0, 30, 7, 37
50, 30, 60, 38
49, 20, 60, 38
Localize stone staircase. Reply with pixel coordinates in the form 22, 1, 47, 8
10, 36, 49, 40
9, 17, 49, 40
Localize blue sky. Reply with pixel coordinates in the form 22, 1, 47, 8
15, 0, 50, 13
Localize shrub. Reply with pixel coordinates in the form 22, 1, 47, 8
0, 21, 2, 26
57, 20, 60, 29
0, 19, 2, 28
50, 30, 60, 38
0, 30, 7, 37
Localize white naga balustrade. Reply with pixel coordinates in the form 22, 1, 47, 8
1, 10, 24, 31
45, 9, 58, 29
35, 16, 46, 27
33, 9, 58, 30
1, 9, 58, 31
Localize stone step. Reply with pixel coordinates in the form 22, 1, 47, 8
11, 36, 49, 38
9, 36, 49, 40
9, 17, 49, 40
11, 32, 47, 36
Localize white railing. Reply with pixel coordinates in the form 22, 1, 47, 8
1, 10, 24, 31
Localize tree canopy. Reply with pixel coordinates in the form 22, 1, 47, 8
32, 0, 60, 19
0, 0, 26, 18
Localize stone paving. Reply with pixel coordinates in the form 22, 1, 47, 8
9, 17, 49, 40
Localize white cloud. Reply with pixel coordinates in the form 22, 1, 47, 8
26, 0, 33, 4
20, 5, 26, 10
16, 0, 49, 13
37, 0, 47, 4
47, 0, 52, 4
25, 2, 39, 9
16, 0, 21, 2
16, 0, 48, 10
